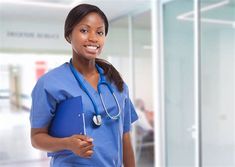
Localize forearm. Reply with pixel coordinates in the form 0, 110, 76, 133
31, 132, 69, 152
123, 147, 135, 167
123, 132, 136, 167
31, 128, 94, 158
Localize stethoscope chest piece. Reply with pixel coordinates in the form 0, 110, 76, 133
93, 115, 102, 126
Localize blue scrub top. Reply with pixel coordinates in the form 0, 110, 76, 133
30, 62, 138, 167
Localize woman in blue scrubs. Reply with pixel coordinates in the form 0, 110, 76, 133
30, 4, 138, 167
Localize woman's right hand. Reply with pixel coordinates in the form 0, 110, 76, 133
66, 135, 94, 158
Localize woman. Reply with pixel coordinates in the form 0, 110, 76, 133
30, 3, 138, 167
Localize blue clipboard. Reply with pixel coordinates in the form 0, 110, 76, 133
48, 96, 85, 157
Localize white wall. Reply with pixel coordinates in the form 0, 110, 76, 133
0, 20, 70, 52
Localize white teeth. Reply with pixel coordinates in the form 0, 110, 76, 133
87, 46, 97, 50
86, 45, 98, 50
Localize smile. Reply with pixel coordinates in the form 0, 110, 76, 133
84, 45, 100, 50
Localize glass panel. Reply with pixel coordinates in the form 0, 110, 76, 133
103, 10, 154, 166
163, 0, 195, 166
201, 0, 235, 166
132, 10, 154, 167
103, 17, 130, 85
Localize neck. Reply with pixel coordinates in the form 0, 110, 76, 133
72, 55, 97, 77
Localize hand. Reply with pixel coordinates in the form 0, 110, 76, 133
66, 135, 94, 158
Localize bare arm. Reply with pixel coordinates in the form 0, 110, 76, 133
31, 128, 94, 158
123, 132, 136, 167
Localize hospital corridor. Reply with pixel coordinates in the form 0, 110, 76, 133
0, 0, 235, 167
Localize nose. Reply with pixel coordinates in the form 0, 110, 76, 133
88, 31, 98, 43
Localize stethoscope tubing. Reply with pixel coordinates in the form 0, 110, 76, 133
69, 59, 121, 122
69, 61, 100, 117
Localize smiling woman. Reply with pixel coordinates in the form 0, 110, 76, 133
69, 12, 106, 61
29, 3, 138, 167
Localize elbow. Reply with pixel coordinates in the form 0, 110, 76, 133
30, 128, 48, 150
31, 134, 44, 150
31, 137, 39, 149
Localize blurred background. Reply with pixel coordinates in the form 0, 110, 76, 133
0, 0, 234, 167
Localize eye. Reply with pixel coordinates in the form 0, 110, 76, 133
97, 31, 104, 36
80, 29, 88, 33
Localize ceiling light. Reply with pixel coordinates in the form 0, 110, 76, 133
177, 0, 235, 28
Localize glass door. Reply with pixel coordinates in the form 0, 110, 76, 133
132, 10, 154, 167
163, 0, 196, 166
200, 0, 235, 166
104, 8, 154, 167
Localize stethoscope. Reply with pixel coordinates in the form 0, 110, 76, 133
69, 59, 121, 127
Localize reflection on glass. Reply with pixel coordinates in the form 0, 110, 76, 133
103, 17, 130, 84
163, 0, 195, 166
201, 0, 235, 166
103, 10, 154, 166
132, 10, 154, 167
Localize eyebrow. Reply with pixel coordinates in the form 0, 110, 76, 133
79, 24, 104, 29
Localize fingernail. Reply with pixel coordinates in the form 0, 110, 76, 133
88, 138, 93, 142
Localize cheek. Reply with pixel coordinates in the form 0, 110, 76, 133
71, 40, 83, 54
72, 36, 84, 45
98, 42, 105, 54
71, 38, 84, 50
71, 32, 87, 45
99, 38, 106, 48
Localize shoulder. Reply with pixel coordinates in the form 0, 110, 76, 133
33, 63, 69, 90
41, 63, 68, 79
38, 63, 69, 83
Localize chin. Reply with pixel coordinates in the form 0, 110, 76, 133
84, 54, 99, 60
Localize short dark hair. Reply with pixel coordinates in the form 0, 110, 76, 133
64, 4, 109, 43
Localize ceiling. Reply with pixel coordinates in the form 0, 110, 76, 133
21, 0, 74, 4
0, 0, 151, 22
1, 0, 233, 29
110, 10, 151, 29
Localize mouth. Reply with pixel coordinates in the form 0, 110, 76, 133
84, 44, 100, 50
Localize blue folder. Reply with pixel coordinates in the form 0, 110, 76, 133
48, 96, 85, 157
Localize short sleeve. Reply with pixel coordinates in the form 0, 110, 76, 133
123, 87, 138, 134
30, 78, 56, 128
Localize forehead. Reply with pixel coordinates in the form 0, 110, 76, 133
78, 12, 105, 27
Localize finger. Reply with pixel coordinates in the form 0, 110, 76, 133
83, 150, 94, 158
80, 149, 94, 158
73, 135, 93, 142
86, 137, 93, 143
80, 144, 94, 155
73, 144, 93, 157
82, 144, 94, 152
79, 141, 93, 148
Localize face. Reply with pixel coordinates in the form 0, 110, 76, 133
69, 12, 106, 60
